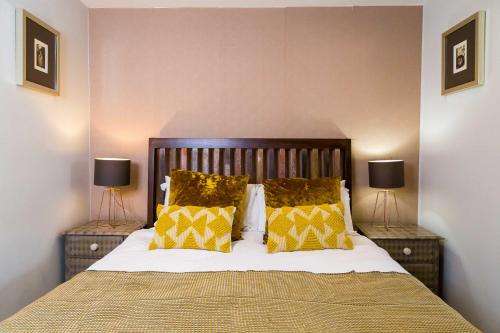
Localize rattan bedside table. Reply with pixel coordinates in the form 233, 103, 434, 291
356, 223, 443, 295
64, 221, 146, 280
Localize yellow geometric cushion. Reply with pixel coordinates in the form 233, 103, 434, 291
266, 202, 353, 253
168, 169, 249, 241
149, 204, 236, 253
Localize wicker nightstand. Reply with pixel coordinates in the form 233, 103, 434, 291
64, 221, 146, 280
356, 223, 443, 295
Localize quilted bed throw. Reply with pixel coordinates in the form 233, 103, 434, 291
0, 271, 479, 332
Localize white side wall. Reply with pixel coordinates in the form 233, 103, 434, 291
419, 1, 500, 331
0, 0, 90, 320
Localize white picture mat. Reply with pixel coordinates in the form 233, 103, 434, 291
453, 40, 467, 74
33, 38, 48, 74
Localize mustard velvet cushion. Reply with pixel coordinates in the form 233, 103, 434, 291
149, 204, 236, 253
266, 203, 353, 253
262, 176, 341, 242
168, 169, 249, 241
263, 177, 341, 207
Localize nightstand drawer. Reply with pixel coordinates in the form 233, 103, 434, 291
65, 258, 99, 280
374, 239, 439, 263
65, 235, 124, 258
356, 223, 442, 296
401, 263, 439, 294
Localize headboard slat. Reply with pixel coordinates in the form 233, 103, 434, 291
288, 149, 296, 177
256, 149, 264, 183
234, 149, 242, 176
296, 149, 302, 177
212, 149, 220, 174
320, 148, 329, 177
179, 148, 187, 169
339, 149, 346, 179
178, 148, 183, 169
332, 149, 340, 177
158, 148, 166, 180
278, 149, 286, 178
148, 138, 351, 227
154, 149, 163, 206
299, 149, 308, 178
244, 149, 253, 182
224, 148, 230, 176
310, 149, 319, 179
201, 149, 209, 173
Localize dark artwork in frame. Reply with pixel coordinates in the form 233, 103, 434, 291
16, 9, 60, 95
442, 11, 485, 95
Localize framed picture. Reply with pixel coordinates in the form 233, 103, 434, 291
442, 11, 485, 95
16, 9, 60, 95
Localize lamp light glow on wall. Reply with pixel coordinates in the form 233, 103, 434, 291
368, 160, 404, 229
94, 158, 130, 227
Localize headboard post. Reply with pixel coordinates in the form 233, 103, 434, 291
147, 138, 352, 227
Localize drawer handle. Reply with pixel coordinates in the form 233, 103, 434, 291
89, 243, 99, 252
403, 247, 412, 256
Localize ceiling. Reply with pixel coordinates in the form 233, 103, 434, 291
81, 0, 424, 8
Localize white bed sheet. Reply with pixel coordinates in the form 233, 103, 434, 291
89, 229, 407, 274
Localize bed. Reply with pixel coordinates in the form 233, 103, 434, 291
0, 138, 479, 332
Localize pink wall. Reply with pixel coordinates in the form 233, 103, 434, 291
90, 7, 422, 224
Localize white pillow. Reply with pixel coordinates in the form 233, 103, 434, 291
242, 184, 266, 232
341, 180, 355, 235
160, 176, 171, 206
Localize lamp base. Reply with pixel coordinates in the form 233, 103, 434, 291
96, 187, 128, 228
371, 190, 401, 230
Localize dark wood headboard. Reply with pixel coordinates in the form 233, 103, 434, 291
147, 138, 351, 227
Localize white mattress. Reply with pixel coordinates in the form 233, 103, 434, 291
89, 229, 407, 274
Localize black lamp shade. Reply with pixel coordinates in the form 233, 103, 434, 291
94, 158, 130, 187
368, 160, 404, 189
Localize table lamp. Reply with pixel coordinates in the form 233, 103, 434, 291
94, 158, 130, 227
368, 160, 404, 229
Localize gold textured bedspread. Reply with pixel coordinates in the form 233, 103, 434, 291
0, 271, 479, 332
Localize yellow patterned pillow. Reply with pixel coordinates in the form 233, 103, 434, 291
149, 204, 236, 253
266, 203, 353, 253
262, 176, 341, 244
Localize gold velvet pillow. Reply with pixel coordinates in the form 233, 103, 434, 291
168, 169, 249, 240
262, 176, 341, 243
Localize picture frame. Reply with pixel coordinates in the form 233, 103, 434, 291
441, 11, 485, 95
16, 9, 60, 95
